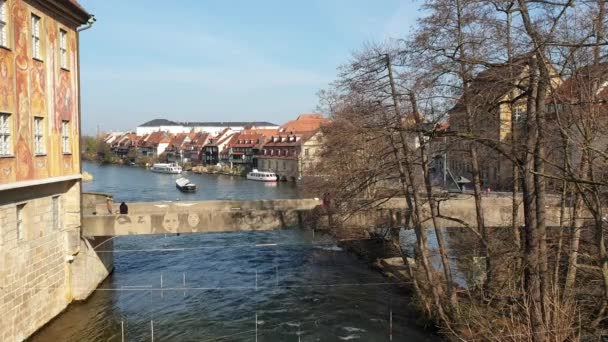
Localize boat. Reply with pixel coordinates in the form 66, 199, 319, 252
150, 163, 182, 174
175, 177, 197, 192
246, 169, 278, 182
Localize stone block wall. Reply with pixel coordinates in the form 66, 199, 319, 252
0, 180, 113, 341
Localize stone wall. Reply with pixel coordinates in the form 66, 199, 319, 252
0, 181, 113, 341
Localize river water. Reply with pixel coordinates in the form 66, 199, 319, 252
30, 162, 438, 341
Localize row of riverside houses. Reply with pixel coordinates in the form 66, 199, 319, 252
101, 114, 329, 181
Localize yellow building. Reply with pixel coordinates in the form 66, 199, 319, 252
447, 57, 561, 190
0, 1, 96, 340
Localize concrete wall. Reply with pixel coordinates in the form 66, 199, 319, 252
0, 183, 113, 341
84, 198, 322, 236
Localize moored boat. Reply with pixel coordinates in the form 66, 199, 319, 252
246, 169, 278, 182
151, 163, 182, 174
175, 177, 197, 192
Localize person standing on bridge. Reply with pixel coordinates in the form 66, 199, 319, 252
119, 202, 129, 214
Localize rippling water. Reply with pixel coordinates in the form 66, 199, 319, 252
29, 162, 438, 341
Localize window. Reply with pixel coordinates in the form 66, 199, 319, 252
304, 148, 309, 157
0, 0, 8, 48
17, 203, 25, 240
0, 113, 10, 156
52, 196, 59, 230
513, 108, 526, 123
34, 117, 44, 155
61, 120, 70, 153
31, 14, 41, 59
59, 29, 68, 69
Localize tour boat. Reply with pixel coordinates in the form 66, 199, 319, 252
150, 163, 182, 174
175, 177, 197, 192
246, 169, 278, 182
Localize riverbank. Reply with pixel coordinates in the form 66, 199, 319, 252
191, 165, 246, 177
338, 237, 439, 334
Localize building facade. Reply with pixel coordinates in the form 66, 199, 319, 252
136, 118, 278, 137
0, 1, 101, 341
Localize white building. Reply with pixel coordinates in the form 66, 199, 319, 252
136, 119, 278, 137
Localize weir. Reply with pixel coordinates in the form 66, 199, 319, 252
81, 194, 566, 237
82, 198, 321, 236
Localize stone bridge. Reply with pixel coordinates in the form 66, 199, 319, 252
81, 193, 566, 237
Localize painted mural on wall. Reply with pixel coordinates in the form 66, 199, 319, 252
14, 0, 34, 181
0, 54, 14, 111
0, 0, 80, 185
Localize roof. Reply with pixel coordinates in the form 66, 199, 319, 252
280, 113, 328, 133
229, 133, 266, 148
139, 119, 180, 127
241, 128, 279, 136
169, 133, 190, 147
138, 119, 278, 128
184, 121, 278, 127
262, 132, 317, 148
450, 57, 529, 114
556, 62, 608, 102
144, 131, 169, 145
205, 132, 236, 147
53, 0, 91, 24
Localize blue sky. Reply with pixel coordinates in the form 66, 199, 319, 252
78, 0, 421, 135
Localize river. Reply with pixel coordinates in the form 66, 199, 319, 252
29, 162, 438, 341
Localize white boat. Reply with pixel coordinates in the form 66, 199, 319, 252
175, 177, 197, 192
150, 163, 182, 174
246, 169, 278, 182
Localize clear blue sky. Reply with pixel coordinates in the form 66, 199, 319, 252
78, 0, 420, 135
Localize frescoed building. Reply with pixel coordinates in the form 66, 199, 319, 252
0, 1, 99, 341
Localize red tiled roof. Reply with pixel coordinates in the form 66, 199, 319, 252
145, 131, 169, 145
169, 133, 190, 147
241, 128, 279, 136
281, 114, 328, 133
229, 133, 266, 148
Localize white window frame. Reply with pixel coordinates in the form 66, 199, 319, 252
0, 113, 11, 156
0, 0, 8, 48
59, 29, 68, 69
34, 116, 44, 155
31, 14, 41, 60
61, 120, 70, 154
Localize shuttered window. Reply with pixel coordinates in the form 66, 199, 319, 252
31, 14, 41, 59
0, 113, 11, 156
34, 117, 44, 154
61, 120, 70, 153
59, 29, 68, 69
0, 0, 8, 48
